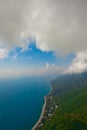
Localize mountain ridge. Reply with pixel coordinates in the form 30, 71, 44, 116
40, 72, 87, 130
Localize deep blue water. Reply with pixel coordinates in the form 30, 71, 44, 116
0, 77, 50, 130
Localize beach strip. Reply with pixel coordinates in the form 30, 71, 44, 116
32, 96, 47, 130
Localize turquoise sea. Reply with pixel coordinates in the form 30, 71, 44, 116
0, 77, 50, 130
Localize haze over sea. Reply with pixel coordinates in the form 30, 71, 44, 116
0, 77, 50, 130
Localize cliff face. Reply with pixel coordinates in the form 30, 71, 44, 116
40, 72, 87, 130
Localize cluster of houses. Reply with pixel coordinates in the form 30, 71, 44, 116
34, 95, 58, 130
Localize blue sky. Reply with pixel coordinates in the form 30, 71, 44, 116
0, 0, 87, 77
0, 41, 75, 77
9, 42, 75, 67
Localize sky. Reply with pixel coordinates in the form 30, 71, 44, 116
0, 0, 87, 78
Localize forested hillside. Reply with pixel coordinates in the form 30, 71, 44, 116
40, 72, 87, 130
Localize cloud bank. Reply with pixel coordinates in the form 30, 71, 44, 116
0, 63, 64, 78
64, 52, 87, 74
0, 48, 8, 59
0, 0, 87, 75
0, 0, 87, 55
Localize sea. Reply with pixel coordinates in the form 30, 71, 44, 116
0, 76, 51, 130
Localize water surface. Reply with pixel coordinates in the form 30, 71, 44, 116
0, 77, 50, 130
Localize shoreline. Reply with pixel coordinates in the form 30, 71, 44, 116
32, 83, 53, 130
31, 96, 47, 130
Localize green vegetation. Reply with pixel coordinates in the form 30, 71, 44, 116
40, 72, 87, 130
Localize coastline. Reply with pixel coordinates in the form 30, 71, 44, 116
32, 83, 52, 130
32, 96, 47, 130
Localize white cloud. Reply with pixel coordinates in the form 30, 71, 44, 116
13, 54, 17, 60
0, 0, 87, 75
39, 63, 64, 76
0, 63, 65, 78
45, 63, 50, 69
0, 0, 87, 55
64, 52, 87, 74
45, 63, 59, 71
0, 48, 8, 59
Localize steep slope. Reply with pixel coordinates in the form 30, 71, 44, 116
40, 72, 87, 130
